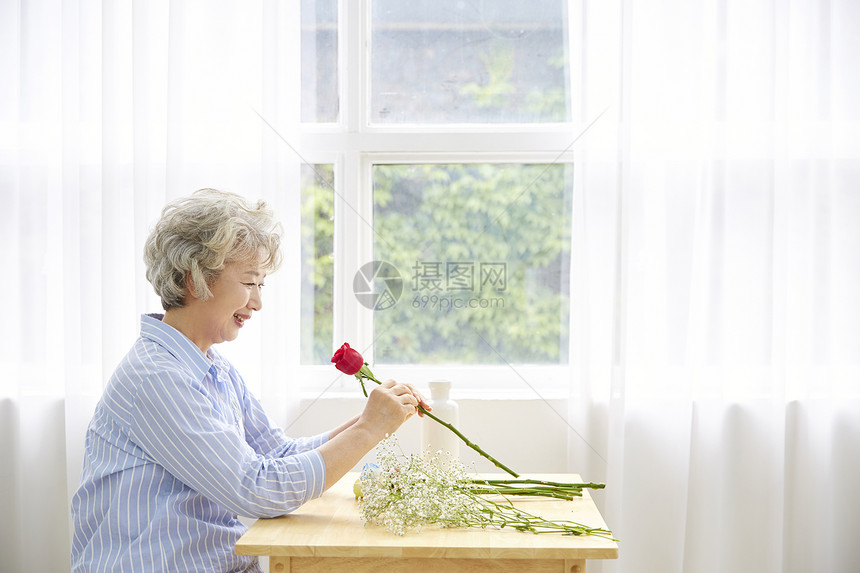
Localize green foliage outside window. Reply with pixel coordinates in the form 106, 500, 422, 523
372, 163, 571, 365
300, 162, 571, 366
300, 165, 335, 364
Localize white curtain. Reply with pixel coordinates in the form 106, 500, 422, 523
2, 1, 858, 572
569, 1, 860, 572
0, 1, 302, 571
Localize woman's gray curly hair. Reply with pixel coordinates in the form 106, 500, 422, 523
144, 188, 282, 310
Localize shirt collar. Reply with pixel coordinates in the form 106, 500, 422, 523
140, 313, 214, 381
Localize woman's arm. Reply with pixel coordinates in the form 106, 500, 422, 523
131, 368, 326, 518
318, 379, 421, 489
328, 415, 360, 440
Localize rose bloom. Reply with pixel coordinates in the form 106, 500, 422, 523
331, 343, 365, 375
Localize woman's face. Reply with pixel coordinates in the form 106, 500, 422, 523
198, 260, 266, 348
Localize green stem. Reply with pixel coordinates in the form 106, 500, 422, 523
474, 496, 617, 540
466, 487, 582, 501
474, 478, 605, 490
358, 371, 520, 478
464, 478, 606, 501
419, 407, 519, 477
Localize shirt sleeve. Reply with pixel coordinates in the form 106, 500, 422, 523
129, 365, 326, 518
232, 363, 330, 458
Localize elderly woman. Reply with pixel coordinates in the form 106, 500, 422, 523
70, 189, 427, 572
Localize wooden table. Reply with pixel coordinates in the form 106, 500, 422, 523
235, 473, 618, 573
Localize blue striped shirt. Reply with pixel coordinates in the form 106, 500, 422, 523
71, 314, 327, 572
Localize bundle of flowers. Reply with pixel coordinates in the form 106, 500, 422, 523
332, 342, 614, 539
355, 435, 615, 539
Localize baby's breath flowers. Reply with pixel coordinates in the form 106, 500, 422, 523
356, 435, 615, 540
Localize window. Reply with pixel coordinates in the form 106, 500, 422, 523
294, 1, 578, 393
300, 164, 335, 364
370, 2, 570, 124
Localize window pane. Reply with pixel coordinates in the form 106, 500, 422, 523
301, 0, 338, 123
371, 163, 572, 364
371, 1, 570, 124
300, 164, 335, 364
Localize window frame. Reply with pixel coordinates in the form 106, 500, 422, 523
293, 0, 584, 396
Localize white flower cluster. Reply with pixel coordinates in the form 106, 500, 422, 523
357, 435, 482, 535
357, 434, 616, 540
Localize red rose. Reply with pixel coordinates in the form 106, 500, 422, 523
329, 341, 518, 477
331, 343, 365, 376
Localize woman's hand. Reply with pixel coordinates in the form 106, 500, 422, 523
401, 381, 431, 417
319, 378, 432, 489
359, 379, 422, 438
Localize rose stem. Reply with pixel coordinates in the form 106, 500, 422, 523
418, 406, 520, 478
359, 372, 520, 478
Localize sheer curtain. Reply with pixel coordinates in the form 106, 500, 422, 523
0, 2, 303, 571
2, 1, 859, 572
569, 1, 860, 572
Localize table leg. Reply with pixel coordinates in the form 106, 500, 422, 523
269, 556, 290, 573
564, 559, 586, 573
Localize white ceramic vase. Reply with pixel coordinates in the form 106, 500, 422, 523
421, 379, 460, 464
